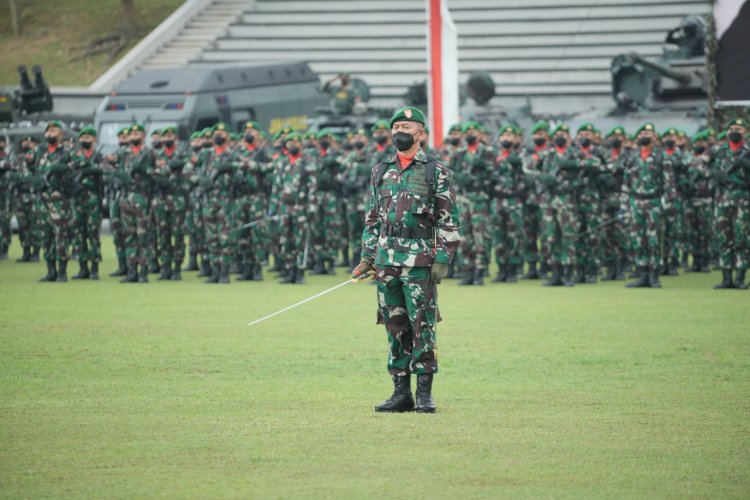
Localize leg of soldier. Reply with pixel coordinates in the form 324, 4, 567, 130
542, 204, 559, 271
506, 201, 524, 282
15, 201, 32, 260
234, 198, 252, 279
459, 204, 476, 282
346, 205, 363, 269
644, 199, 663, 286
311, 202, 325, 273
203, 202, 218, 282
119, 198, 137, 277
732, 201, 749, 283
217, 199, 233, 283
251, 197, 267, 278
584, 207, 602, 282
153, 197, 172, 279
715, 203, 735, 272
278, 213, 293, 280
293, 214, 308, 283
696, 201, 712, 271
471, 200, 490, 284
133, 195, 152, 282
48, 199, 72, 281
323, 195, 341, 274
109, 196, 127, 275
522, 203, 540, 277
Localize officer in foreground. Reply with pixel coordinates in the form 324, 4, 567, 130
352, 107, 460, 413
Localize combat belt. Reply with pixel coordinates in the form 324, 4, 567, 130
380, 223, 433, 239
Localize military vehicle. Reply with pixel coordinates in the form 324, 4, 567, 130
94, 61, 328, 153
0, 65, 54, 124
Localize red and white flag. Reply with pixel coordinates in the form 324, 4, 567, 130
714, 0, 750, 101
426, 0, 459, 148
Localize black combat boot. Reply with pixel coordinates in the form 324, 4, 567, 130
312, 259, 325, 275
158, 264, 172, 280
649, 268, 662, 288
30, 247, 40, 262
574, 265, 586, 284
562, 265, 575, 287
184, 253, 199, 272
472, 268, 485, 286
110, 255, 127, 277
458, 268, 475, 286
543, 264, 563, 286
505, 264, 518, 283
295, 267, 306, 284
735, 268, 748, 290
205, 263, 220, 284
252, 264, 263, 281
688, 255, 701, 272
491, 265, 506, 283
626, 267, 650, 288
56, 260, 68, 282
699, 256, 710, 273
325, 259, 336, 275
279, 266, 296, 284
120, 264, 138, 283
171, 262, 182, 281
415, 373, 436, 413
198, 260, 211, 277
229, 260, 241, 274
539, 261, 549, 280
585, 265, 598, 284
90, 262, 99, 280
341, 251, 350, 268
522, 262, 539, 280
714, 269, 735, 289
16, 247, 31, 263
669, 257, 679, 276
237, 262, 253, 281
602, 263, 617, 281
148, 260, 160, 274
660, 259, 670, 276
39, 261, 57, 282
615, 260, 626, 280
72, 261, 90, 280
681, 254, 689, 271
375, 375, 415, 413
446, 261, 455, 279
219, 263, 230, 284
138, 266, 149, 283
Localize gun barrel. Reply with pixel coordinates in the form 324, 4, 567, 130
626, 52, 691, 84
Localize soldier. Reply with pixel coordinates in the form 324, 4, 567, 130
709, 117, 750, 289
452, 121, 495, 285
183, 131, 207, 273
321, 72, 362, 116
660, 127, 688, 275
622, 123, 677, 288
233, 121, 270, 281
36, 121, 74, 282
11, 135, 41, 262
684, 130, 713, 273
351, 106, 459, 413
0, 136, 11, 259
491, 124, 527, 283
120, 124, 156, 283
310, 129, 344, 275
341, 127, 371, 270
437, 123, 463, 164
368, 120, 393, 165
520, 120, 550, 279
149, 129, 162, 151
70, 127, 104, 280
600, 126, 630, 280
269, 132, 315, 284
103, 126, 132, 276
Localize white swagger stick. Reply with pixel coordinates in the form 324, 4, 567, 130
247, 273, 373, 327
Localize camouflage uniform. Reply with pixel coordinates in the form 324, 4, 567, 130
0, 148, 12, 257
521, 141, 549, 278
491, 147, 528, 282
10, 144, 41, 260
120, 144, 156, 281
102, 142, 130, 275
70, 146, 104, 270
341, 146, 372, 268
362, 149, 460, 376
185, 145, 209, 273
573, 144, 607, 282
601, 146, 630, 279
684, 150, 713, 272
36, 142, 74, 274
152, 144, 188, 278
662, 146, 689, 274
311, 146, 344, 273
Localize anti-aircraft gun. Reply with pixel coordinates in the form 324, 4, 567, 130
0, 65, 54, 123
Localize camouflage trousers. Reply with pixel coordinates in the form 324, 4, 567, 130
662, 199, 685, 262
120, 193, 154, 268
279, 209, 309, 269
684, 197, 712, 260
13, 197, 38, 249
628, 198, 662, 269
344, 197, 365, 258
153, 194, 186, 267
32, 199, 47, 255
714, 198, 749, 270
72, 193, 102, 262
492, 198, 524, 266
312, 192, 343, 262
523, 202, 543, 265
203, 196, 234, 267
234, 195, 267, 267
41, 197, 72, 263
109, 193, 125, 262
460, 196, 491, 272
575, 199, 602, 272
375, 265, 439, 376
543, 195, 578, 267
601, 202, 627, 268
0, 193, 10, 251
186, 196, 207, 259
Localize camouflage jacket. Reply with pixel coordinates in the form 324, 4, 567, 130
540, 146, 593, 198
686, 152, 713, 199
36, 144, 73, 201
69, 148, 104, 199
232, 144, 271, 197
152, 146, 189, 197
362, 149, 460, 267
493, 148, 528, 199
341, 148, 372, 210
449, 143, 496, 196
709, 142, 750, 204
198, 146, 237, 200
269, 153, 316, 216
122, 145, 156, 197
622, 147, 676, 202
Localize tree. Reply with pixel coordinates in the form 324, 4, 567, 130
9, 0, 23, 37
71, 0, 140, 63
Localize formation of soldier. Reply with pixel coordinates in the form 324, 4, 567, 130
0, 116, 748, 289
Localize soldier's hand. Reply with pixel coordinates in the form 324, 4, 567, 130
431, 263, 449, 284
351, 256, 374, 280
711, 169, 730, 183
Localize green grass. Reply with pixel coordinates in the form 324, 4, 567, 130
0, 0, 183, 87
1, 238, 748, 498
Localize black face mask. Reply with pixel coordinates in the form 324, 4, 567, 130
244, 134, 255, 144
163, 139, 175, 148
465, 135, 477, 146
319, 139, 331, 150
152, 140, 162, 149
693, 145, 706, 155
192, 145, 202, 152
579, 138, 592, 148
354, 140, 365, 150
374, 135, 388, 145
287, 146, 300, 156
533, 137, 546, 147
609, 139, 622, 149
214, 136, 226, 146
80, 141, 93, 150
638, 137, 652, 147
21, 145, 31, 152
728, 131, 743, 143
202, 141, 212, 149
664, 139, 676, 149
392, 131, 416, 152
342, 143, 353, 151
449, 137, 460, 146
130, 138, 142, 146
554, 136, 567, 147
500, 140, 513, 149
46, 135, 58, 145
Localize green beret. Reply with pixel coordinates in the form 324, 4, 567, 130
161, 126, 177, 135
725, 117, 749, 130
691, 130, 709, 142
634, 122, 657, 136
717, 131, 727, 141
212, 122, 230, 133
661, 127, 678, 138
576, 122, 595, 134
317, 128, 334, 139
304, 131, 317, 140
230, 133, 240, 141
551, 123, 570, 136
389, 106, 426, 128
130, 124, 146, 134
150, 129, 162, 136
201, 128, 213, 138
190, 132, 201, 140
371, 120, 389, 133
461, 121, 481, 133
448, 123, 463, 133
78, 127, 97, 138
242, 121, 262, 132
530, 121, 549, 134
353, 127, 369, 137
45, 120, 63, 131
117, 127, 130, 136
273, 126, 294, 140
606, 126, 626, 138
285, 132, 302, 142
677, 129, 687, 138
498, 123, 520, 135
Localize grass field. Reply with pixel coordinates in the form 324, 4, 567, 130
1, 237, 748, 498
